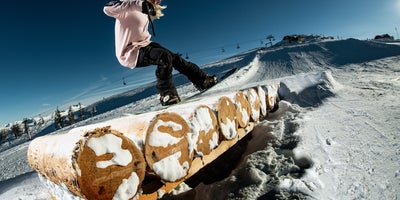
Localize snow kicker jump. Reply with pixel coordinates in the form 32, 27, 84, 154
27, 84, 280, 200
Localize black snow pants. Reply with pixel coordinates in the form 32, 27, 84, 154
136, 42, 208, 97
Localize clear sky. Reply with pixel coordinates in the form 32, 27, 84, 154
1, 0, 399, 125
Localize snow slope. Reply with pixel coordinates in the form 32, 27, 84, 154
1, 37, 399, 199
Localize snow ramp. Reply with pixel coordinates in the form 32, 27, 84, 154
27, 84, 280, 200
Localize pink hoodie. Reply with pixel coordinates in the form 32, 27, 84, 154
104, 0, 151, 68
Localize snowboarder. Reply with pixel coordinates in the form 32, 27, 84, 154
104, 0, 217, 106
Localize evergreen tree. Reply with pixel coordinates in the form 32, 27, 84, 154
38, 115, 44, 127
54, 107, 64, 129
78, 103, 85, 121
11, 123, 22, 138
1, 129, 12, 142
91, 106, 97, 117
22, 118, 31, 139
68, 106, 75, 125
0, 129, 4, 141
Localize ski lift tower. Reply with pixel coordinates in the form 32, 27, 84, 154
266, 35, 275, 47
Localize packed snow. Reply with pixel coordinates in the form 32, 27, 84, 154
1, 35, 400, 199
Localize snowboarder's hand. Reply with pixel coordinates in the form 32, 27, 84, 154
142, 0, 156, 16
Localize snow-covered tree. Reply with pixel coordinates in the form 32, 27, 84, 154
0, 129, 5, 141
11, 123, 22, 138
68, 106, 75, 125
22, 118, 31, 139
91, 106, 97, 117
78, 103, 85, 121
54, 107, 64, 130
38, 115, 44, 127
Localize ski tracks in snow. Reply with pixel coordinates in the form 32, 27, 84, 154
293, 60, 400, 199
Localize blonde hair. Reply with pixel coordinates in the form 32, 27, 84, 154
153, 4, 166, 19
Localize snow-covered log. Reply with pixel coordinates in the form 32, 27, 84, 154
27, 127, 146, 200
27, 82, 280, 200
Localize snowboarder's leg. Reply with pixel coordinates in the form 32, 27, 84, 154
137, 43, 180, 105
172, 55, 207, 86
155, 57, 181, 106
171, 52, 218, 92
141, 42, 217, 92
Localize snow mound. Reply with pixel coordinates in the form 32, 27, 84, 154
275, 34, 335, 46
278, 71, 341, 107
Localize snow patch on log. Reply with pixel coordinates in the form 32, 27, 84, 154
237, 101, 250, 127
152, 151, 189, 182
235, 91, 251, 128
148, 119, 184, 148
247, 88, 261, 122
218, 97, 237, 140
210, 132, 218, 151
258, 85, 267, 117
220, 118, 236, 139
87, 134, 132, 168
192, 107, 214, 136
113, 172, 140, 200
266, 84, 279, 111
191, 106, 219, 156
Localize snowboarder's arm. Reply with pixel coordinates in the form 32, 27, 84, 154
103, 0, 143, 18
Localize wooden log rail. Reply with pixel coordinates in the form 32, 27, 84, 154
27, 84, 280, 200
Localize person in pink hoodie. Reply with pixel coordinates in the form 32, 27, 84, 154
104, 0, 217, 106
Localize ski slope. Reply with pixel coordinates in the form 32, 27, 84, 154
0, 36, 399, 199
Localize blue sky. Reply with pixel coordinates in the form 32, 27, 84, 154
1, 0, 399, 125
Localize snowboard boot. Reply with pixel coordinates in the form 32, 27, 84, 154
160, 91, 181, 106
195, 75, 218, 92
157, 78, 181, 106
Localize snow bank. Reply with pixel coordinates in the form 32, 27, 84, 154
278, 70, 341, 107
